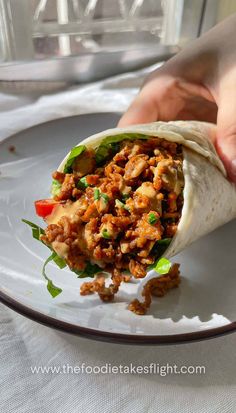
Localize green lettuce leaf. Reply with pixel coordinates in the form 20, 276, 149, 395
148, 238, 172, 267
73, 262, 102, 278
156, 238, 172, 245
22, 219, 45, 239
95, 144, 111, 165
23, 219, 103, 298
22, 219, 66, 296
63, 145, 86, 173
154, 257, 172, 275
22, 219, 66, 268
95, 133, 148, 165
98, 133, 149, 146
42, 253, 63, 298
52, 253, 67, 269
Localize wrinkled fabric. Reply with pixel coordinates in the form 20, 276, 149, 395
0, 64, 236, 412
1, 305, 236, 413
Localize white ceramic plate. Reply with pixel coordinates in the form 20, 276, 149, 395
0, 113, 235, 344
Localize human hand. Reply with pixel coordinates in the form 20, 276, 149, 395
118, 14, 236, 182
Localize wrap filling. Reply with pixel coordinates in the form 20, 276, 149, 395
38, 135, 184, 303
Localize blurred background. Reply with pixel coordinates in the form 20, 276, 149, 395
0, 0, 235, 86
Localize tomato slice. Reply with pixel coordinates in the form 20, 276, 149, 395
35, 199, 58, 218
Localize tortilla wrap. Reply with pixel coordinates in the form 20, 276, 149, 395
58, 121, 236, 296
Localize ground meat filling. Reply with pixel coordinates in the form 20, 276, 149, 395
42, 137, 184, 312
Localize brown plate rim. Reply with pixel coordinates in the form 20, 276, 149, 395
1, 290, 235, 345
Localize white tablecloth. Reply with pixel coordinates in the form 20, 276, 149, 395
0, 65, 236, 413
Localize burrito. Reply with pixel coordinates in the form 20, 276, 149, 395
24, 121, 236, 313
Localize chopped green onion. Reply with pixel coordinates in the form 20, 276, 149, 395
94, 188, 100, 200
101, 229, 111, 239
94, 188, 109, 203
101, 193, 109, 203
115, 199, 129, 211
77, 176, 89, 189
148, 213, 158, 225
63, 145, 86, 173
115, 199, 125, 208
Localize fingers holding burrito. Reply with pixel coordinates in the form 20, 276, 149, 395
118, 14, 236, 183
118, 74, 217, 126
216, 73, 236, 182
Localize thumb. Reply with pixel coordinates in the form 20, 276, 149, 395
216, 85, 236, 183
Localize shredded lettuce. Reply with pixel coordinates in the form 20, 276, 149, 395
52, 253, 67, 269
42, 253, 63, 297
148, 238, 172, 270
73, 262, 102, 278
22, 219, 103, 295
22, 219, 66, 297
98, 133, 149, 146
46, 279, 62, 298
154, 257, 172, 275
95, 133, 149, 165
95, 144, 111, 165
156, 238, 172, 246
22, 219, 66, 268
51, 179, 62, 197
22, 219, 45, 239
63, 145, 86, 173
